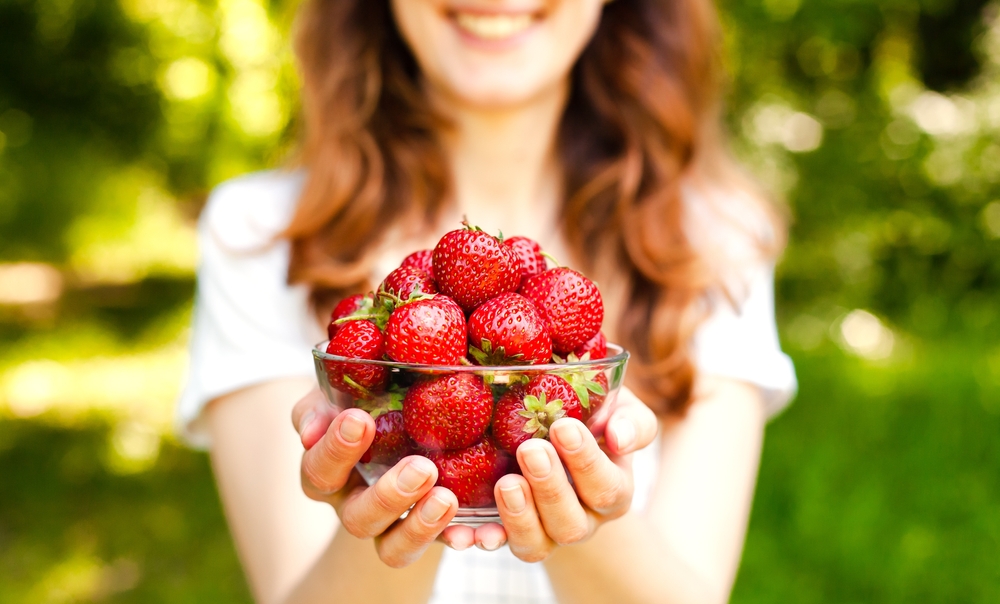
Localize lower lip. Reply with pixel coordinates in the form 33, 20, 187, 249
449, 15, 542, 51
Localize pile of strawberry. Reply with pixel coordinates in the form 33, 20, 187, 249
322, 224, 611, 507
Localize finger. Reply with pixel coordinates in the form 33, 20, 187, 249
339, 455, 438, 539
605, 387, 658, 455
550, 418, 632, 517
495, 474, 553, 562
301, 409, 374, 496
375, 487, 458, 568
515, 440, 592, 546
439, 525, 475, 551
473, 523, 507, 552
302, 468, 366, 507
292, 387, 339, 450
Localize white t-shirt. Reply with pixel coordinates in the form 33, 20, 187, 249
177, 170, 797, 603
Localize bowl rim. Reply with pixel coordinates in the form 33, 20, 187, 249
313, 341, 629, 371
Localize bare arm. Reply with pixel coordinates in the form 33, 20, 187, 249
542, 376, 765, 604
206, 379, 449, 604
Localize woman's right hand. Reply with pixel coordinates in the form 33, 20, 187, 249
291, 388, 460, 568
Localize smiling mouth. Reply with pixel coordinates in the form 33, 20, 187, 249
451, 11, 540, 41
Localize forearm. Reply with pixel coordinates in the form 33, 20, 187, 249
543, 512, 724, 604
283, 529, 443, 604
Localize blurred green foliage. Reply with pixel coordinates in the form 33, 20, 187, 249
0, 0, 998, 601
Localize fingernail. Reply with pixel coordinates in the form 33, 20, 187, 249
420, 495, 451, 523
553, 421, 584, 451
612, 419, 635, 451
479, 535, 505, 551
521, 444, 552, 478
339, 414, 365, 443
499, 485, 526, 513
397, 460, 432, 494
444, 536, 469, 551
298, 411, 316, 435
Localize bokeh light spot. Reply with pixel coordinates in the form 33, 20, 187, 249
162, 57, 214, 100
981, 201, 1000, 238
837, 310, 896, 360
0, 263, 63, 305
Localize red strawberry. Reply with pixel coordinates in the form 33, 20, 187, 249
491, 374, 582, 455
403, 373, 493, 450
527, 374, 583, 421
491, 384, 538, 455
467, 292, 552, 365
324, 320, 389, 398
360, 409, 412, 465
432, 225, 522, 312
378, 266, 437, 302
504, 236, 547, 283
426, 438, 507, 507
573, 331, 607, 360
519, 267, 603, 354
400, 249, 435, 280
385, 296, 466, 365
327, 293, 370, 340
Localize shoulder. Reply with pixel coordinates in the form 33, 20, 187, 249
201, 169, 307, 251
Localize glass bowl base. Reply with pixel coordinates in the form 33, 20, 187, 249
398, 506, 501, 527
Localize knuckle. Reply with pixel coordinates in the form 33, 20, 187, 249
590, 489, 620, 513
381, 553, 409, 569
375, 544, 406, 569
553, 523, 589, 546
319, 431, 353, 463
589, 476, 627, 512
399, 517, 433, 545
301, 461, 340, 495
571, 448, 603, 478
369, 481, 402, 515
514, 547, 551, 563
341, 516, 372, 540
531, 485, 564, 508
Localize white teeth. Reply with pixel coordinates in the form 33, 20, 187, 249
454, 12, 535, 40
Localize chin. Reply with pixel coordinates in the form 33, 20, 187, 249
450, 80, 552, 108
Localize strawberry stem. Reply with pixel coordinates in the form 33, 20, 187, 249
342, 374, 374, 399
540, 251, 561, 268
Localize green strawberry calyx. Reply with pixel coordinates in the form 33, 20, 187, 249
518, 392, 566, 440
356, 385, 406, 418
469, 337, 525, 367
375, 285, 435, 310
552, 354, 606, 410
332, 293, 391, 330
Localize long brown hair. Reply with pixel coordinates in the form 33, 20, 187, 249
284, 0, 784, 415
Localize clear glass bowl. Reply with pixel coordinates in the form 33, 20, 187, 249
312, 343, 629, 525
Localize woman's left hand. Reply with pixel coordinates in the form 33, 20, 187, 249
440, 387, 659, 560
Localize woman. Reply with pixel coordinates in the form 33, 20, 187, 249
178, 1, 797, 603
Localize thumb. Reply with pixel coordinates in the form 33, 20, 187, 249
292, 387, 340, 450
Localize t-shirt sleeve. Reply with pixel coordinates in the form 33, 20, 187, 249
691, 263, 798, 419
176, 173, 321, 448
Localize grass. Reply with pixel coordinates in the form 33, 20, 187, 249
734, 343, 1000, 602
1, 343, 997, 602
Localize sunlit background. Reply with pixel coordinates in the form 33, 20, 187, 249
1, 0, 998, 601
